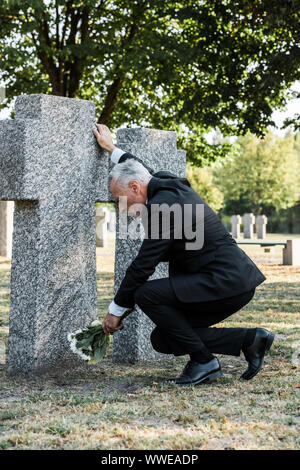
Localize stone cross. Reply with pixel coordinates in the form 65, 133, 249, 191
243, 213, 256, 239
0, 201, 14, 258
230, 215, 242, 239
0, 94, 186, 373
112, 129, 186, 363
95, 206, 109, 248
0, 94, 112, 374
256, 215, 268, 239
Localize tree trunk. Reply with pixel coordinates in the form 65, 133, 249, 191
98, 78, 124, 124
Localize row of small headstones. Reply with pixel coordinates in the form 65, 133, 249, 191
231, 213, 267, 239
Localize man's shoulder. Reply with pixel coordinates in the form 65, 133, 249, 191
149, 172, 198, 203
154, 170, 191, 187
147, 178, 195, 208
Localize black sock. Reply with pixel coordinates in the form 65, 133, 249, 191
242, 328, 257, 349
190, 349, 214, 364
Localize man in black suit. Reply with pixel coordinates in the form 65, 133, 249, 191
93, 124, 275, 385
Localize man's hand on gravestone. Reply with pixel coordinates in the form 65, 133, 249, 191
93, 124, 115, 154
102, 312, 124, 335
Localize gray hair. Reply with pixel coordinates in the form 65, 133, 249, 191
109, 159, 153, 189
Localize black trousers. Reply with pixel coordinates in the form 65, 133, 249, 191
134, 278, 256, 359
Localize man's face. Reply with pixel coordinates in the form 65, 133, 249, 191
110, 178, 148, 214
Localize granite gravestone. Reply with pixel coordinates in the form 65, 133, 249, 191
0, 94, 186, 372
112, 129, 186, 363
0, 94, 112, 373
230, 215, 241, 239
0, 201, 14, 258
256, 215, 268, 239
243, 213, 255, 239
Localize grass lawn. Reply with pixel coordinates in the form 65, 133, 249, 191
0, 233, 299, 450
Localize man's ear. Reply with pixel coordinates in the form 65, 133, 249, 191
129, 180, 139, 192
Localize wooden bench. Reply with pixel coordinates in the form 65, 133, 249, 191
237, 241, 286, 247
236, 239, 300, 266
237, 241, 286, 255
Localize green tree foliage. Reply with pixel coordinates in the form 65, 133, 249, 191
186, 162, 224, 212
0, 1, 300, 165
214, 132, 300, 215
294, 132, 300, 160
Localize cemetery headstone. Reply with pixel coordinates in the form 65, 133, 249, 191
230, 214, 242, 239
0, 94, 110, 373
0, 94, 186, 372
243, 213, 256, 239
283, 239, 300, 266
112, 129, 186, 363
256, 215, 268, 239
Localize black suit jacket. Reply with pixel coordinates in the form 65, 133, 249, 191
114, 152, 266, 308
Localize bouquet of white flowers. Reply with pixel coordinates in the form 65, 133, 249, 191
67, 308, 134, 363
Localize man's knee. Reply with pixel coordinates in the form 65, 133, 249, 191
150, 327, 171, 354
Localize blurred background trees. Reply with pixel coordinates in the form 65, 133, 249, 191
1, 1, 300, 231
185, 130, 300, 233
0, 0, 300, 165
213, 132, 300, 215
186, 163, 224, 213
211, 131, 300, 233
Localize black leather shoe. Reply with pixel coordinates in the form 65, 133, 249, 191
167, 357, 223, 386
240, 327, 275, 380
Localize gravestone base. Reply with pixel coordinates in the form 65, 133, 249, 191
113, 307, 174, 364
6, 352, 85, 377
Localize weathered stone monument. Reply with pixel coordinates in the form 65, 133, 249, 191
283, 239, 300, 266
0, 201, 14, 258
0, 94, 186, 373
230, 214, 242, 239
0, 94, 110, 373
95, 206, 109, 248
113, 129, 186, 363
256, 215, 268, 239
243, 213, 255, 239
